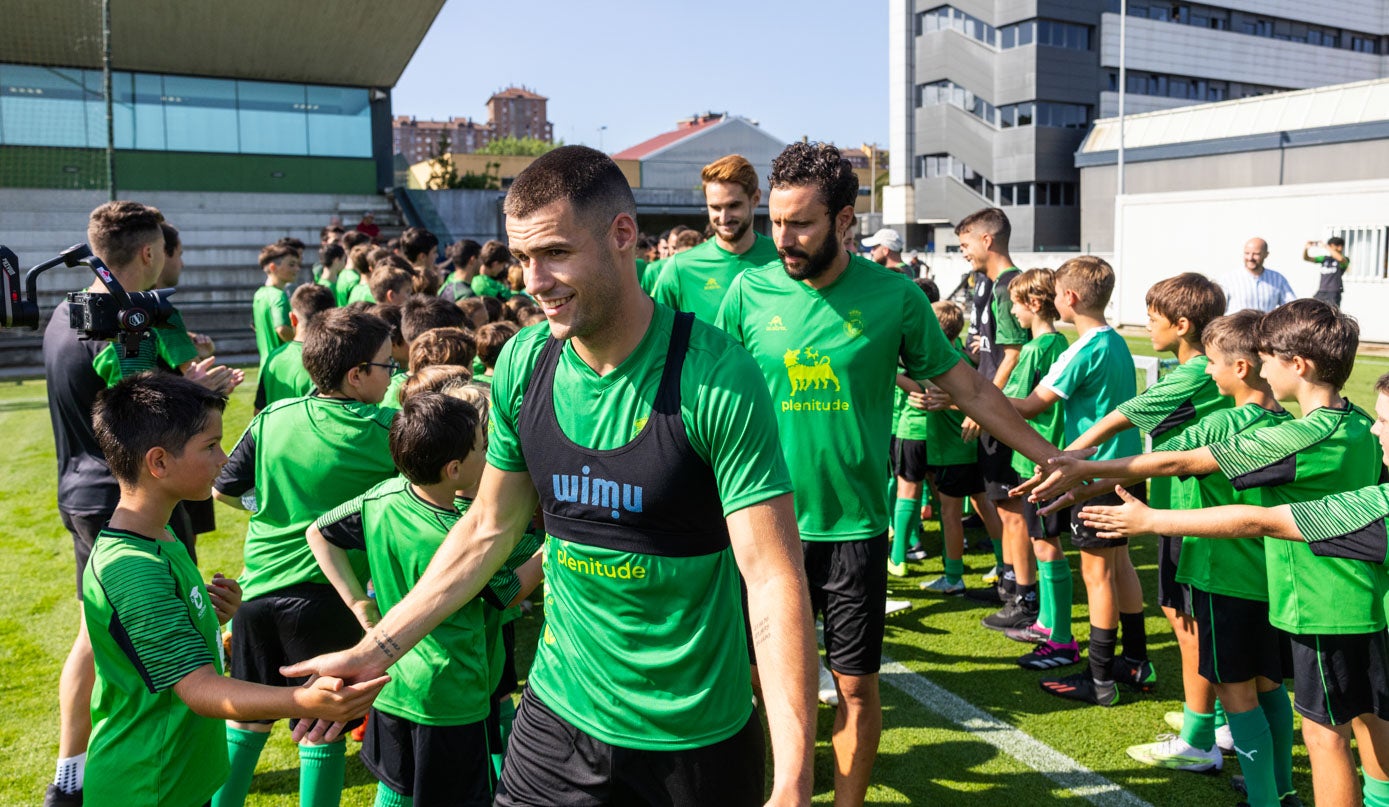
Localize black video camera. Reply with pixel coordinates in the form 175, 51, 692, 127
1, 243, 175, 357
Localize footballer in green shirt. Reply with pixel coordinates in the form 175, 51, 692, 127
252, 244, 298, 368
651, 154, 778, 324
718, 142, 1070, 805
281, 146, 822, 806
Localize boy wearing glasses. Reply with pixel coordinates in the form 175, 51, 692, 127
211, 307, 401, 807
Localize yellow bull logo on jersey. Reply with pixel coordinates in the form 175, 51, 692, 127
784, 348, 841, 395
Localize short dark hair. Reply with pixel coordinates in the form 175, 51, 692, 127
1328, 237, 1346, 248
1203, 310, 1264, 372
259, 243, 298, 269
320, 242, 345, 266
480, 240, 513, 267
1145, 273, 1227, 340
400, 227, 440, 263
476, 321, 519, 369
1257, 299, 1359, 389
320, 224, 345, 242
503, 145, 636, 234
408, 327, 477, 373
368, 264, 414, 302
276, 237, 306, 254
341, 230, 371, 251
93, 373, 226, 486
160, 222, 180, 257
456, 297, 488, 328
301, 308, 392, 392
769, 142, 858, 213
290, 283, 336, 322
88, 201, 164, 268
932, 301, 965, 342
390, 392, 480, 485
367, 302, 404, 346
479, 295, 503, 324
914, 277, 940, 303
955, 208, 1012, 248
449, 239, 482, 267
402, 295, 469, 344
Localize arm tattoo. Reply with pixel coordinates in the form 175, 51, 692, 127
373, 630, 402, 660
752, 616, 771, 648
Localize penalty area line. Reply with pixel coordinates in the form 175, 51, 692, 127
880, 657, 1155, 807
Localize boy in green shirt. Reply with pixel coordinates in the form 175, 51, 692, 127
210, 307, 401, 807
253, 283, 336, 412
313, 242, 345, 291
995, 268, 1069, 649
308, 392, 543, 806
81, 373, 386, 807
252, 243, 298, 368
908, 302, 996, 594
471, 240, 514, 299
1044, 300, 1382, 806
1006, 256, 1142, 707
440, 239, 482, 303
334, 238, 369, 306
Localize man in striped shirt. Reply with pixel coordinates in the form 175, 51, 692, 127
1220, 238, 1296, 313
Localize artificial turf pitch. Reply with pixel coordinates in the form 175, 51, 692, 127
6, 335, 1384, 804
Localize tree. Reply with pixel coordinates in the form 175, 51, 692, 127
425, 132, 500, 190
475, 136, 560, 156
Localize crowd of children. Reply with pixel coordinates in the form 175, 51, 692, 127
51, 152, 1389, 807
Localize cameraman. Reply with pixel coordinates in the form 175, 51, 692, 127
40, 201, 237, 807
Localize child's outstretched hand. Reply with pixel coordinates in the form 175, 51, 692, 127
291, 674, 391, 742
1078, 486, 1152, 540
206, 573, 242, 624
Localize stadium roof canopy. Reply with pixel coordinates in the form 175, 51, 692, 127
1077, 77, 1389, 167
6, 0, 446, 87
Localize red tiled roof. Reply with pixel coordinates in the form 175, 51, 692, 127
490, 87, 547, 101
611, 115, 727, 160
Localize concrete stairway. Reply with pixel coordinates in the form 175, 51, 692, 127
0, 189, 402, 370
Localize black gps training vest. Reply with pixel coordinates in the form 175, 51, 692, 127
517, 312, 730, 557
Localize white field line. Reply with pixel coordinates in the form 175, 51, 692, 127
880, 657, 1156, 807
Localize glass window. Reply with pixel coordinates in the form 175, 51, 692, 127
1001, 25, 1016, 48
0, 64, 95, 147
999, 184, 1014, 205
1063, 183, 1077, 206
237, 80, 307, 155
1016, 102, 1033, 126
162, 75, 239, 152
306, 87, 371, 158
1016, 184, 1030, 205
1037, 20, 1052, 45
1019, 20, 1033, 45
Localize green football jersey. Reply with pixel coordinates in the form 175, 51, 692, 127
83, 528, 226, 807
893, 382, 919, 441
378, 370, 408, 411
1165, 403, 1293, 601
1039, 326, 1140, 461
922, 340, 978, 467
639, 257, 666, 294
1209, 402, 1387, 634
471, 274, 511, 299
347, 280, 376, 305
154, 307, 199, 369
92, 334, 162, 387
216, 396, 397, 601
255, 341, 314, 410
335, 266, 362, 307
651, 234, 779, 324
1117, 355, 1231, 510
316, 478, 492, 725
439, 276, 476, 302
252, 285, 290, 367
1291, 484, 1389, 566
488, 303, 791, 750
718, 255, 960, 541
1005, 331, 1069, 478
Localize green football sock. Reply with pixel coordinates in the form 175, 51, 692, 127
1226, 707, 1277, 807
1214, 697, 1228, 728
1259, 685, 1296, 796
1041, 559, 1073, 644
299, 740, 347, 807
373, 782, 413, 807
892, 496, 921, 565
1179, 704, 1216, 751
992, 537, 1004, 567
213, 726, 269, 807
943, 557, 964, 585
1036, 561, 1053, 631
1365, 772, 1389, 807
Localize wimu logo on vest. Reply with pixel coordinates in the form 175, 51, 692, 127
552, 465, 643, 519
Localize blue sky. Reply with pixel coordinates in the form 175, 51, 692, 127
392, 0, 889, 154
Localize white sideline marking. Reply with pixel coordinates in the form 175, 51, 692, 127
880, 658, 1155, 807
